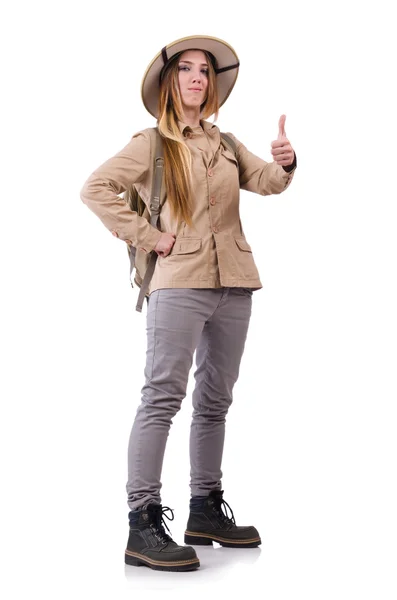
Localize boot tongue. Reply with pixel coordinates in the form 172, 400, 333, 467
208, 490, 224, 509
147, 504, 163, 526
146, 504, 174, 544
137, 503, 161, 525
208, 490, 235, 525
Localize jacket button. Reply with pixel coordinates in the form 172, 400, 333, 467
208, 169, 213, 177
212, 226, 218, 233
210, 197, 216, 205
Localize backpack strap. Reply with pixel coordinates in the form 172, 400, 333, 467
149, 128, 165, 227
135, 128, 164, 312
220, 132, 238, 158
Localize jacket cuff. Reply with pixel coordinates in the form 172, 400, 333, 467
111, 222, 162, 253
138, 227, 162, 253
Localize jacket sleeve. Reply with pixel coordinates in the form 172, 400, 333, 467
80, 129, 162, 253
225, 132, 297, 196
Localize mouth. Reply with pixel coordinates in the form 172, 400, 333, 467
188, 88, 202, 92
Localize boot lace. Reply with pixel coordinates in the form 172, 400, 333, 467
148, 505, 175, 544
213, 494, 236, 526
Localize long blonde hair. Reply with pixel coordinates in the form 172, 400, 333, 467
157, 50, 219, 226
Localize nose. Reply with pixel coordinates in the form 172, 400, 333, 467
191, 71, 202, 84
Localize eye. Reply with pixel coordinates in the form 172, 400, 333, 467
178, 65, 190, 71
201, 69, 209, 75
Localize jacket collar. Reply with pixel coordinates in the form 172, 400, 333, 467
178, 119, 218, 137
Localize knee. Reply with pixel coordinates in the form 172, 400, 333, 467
193, 392, 233, 419
140, 385, 184, 418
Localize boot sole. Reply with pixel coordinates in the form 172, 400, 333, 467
124, 549, 200, 571
184, 530, 261, 548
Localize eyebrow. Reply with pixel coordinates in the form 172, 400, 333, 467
179, 60, 208, 66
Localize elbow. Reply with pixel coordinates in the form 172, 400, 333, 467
80, 173, 97, 206
80, 176, 90, 205
80, 183, 88, 205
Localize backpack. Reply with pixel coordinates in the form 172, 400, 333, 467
124, 127, 237, 312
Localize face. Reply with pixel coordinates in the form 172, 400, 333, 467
177, 50, 209, 111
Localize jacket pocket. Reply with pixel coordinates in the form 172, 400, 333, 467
170, 237, 202, 255
235, 237, 253, 252
232, 236, 259, 280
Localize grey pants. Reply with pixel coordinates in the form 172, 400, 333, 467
126, 287, 253, 511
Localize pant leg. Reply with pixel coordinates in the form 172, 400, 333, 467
126, 288, 219, 511
189, 288, 253, 497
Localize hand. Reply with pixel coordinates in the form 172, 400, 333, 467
154, 232, 176, 257
271, 114, 295, 167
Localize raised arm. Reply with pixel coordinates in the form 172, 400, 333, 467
225, 115, 297, 196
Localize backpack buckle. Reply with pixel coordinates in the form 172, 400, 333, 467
150, 197, 160, 213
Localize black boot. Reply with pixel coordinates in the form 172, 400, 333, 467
125, 503, 200, 571
184, 490, 261, 548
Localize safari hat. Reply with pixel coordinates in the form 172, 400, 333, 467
141, 35, 240, 118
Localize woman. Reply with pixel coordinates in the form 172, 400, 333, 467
80, 35, 297, 572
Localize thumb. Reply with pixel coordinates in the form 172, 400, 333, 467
278, 114, 287, 139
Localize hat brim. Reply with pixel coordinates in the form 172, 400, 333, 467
141, 35, 239, 118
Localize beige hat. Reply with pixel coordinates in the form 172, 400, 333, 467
141, 35, 240, 118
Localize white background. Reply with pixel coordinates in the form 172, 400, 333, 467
1, 0, 396, 598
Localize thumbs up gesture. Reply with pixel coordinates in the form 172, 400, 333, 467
271, 114, 295, 167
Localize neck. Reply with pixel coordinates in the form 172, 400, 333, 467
180, 107, 202, 128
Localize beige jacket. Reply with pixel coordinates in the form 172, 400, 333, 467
80, 119, 296, 294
